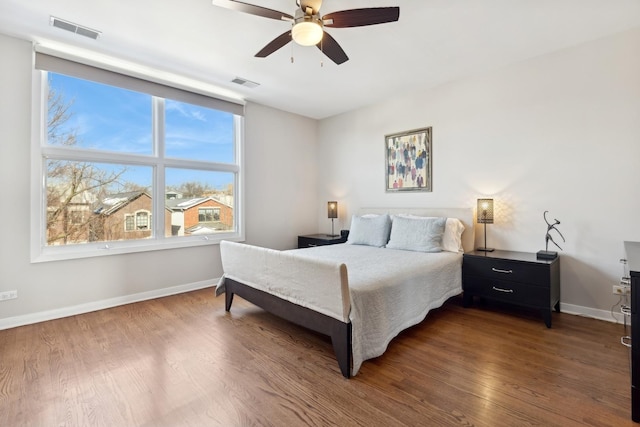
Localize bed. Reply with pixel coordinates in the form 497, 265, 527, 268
216, 207, 474, 377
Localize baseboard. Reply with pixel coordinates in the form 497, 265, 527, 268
561, 302, 627, 325
0, 288, 626, 331
0, 279, 218, 331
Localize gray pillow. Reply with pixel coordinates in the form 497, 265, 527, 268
346, 214, 391, 247
386, 216, 446, 252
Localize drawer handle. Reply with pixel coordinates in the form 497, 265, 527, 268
622, 336, 632, 348
492, 286, 514, 293
492, 268, 513, 274
308, 244, 317, 247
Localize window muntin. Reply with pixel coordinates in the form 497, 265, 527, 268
34, 60, 243, 261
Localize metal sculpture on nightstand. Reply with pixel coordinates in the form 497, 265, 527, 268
537, 211, 565, 259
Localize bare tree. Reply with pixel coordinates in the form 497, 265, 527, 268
177, 181, 213, 198
46, 86, 127, 245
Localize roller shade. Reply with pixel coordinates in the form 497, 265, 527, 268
35, 52, 244, 116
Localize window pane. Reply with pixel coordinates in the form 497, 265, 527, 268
164, 169, 234, 237
125, 215, 135, 232
47, 73, 152, 154
46, 160, 153, 245
165, 99, 234, 163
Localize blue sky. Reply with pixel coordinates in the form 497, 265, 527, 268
48, 73, 235, 190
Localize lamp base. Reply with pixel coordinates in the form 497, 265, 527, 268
536, 250, 558, 260
476, 247, 495, 252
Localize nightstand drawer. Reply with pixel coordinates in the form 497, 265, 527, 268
464, 277, 549, 308
298, 235, 346, 248
463, 257, 550, 287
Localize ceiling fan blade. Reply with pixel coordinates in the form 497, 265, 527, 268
255, 31, 292, 58
323, 7, 400, 28
212, 0, 293, 21
317, 31, 348, 65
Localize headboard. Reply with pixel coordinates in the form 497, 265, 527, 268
357, 207, 475, 253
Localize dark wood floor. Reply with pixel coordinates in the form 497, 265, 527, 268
0, 288, 634, 426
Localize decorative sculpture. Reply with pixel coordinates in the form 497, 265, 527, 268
537, 211, 565, 259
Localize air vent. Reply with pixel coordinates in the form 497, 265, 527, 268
50, 16, 101, 40
231, 77, 260, 89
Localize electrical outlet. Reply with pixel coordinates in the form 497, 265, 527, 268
0, 290, 18, 301
613, 285, 630, 295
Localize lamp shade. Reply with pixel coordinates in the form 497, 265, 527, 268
477, 199, 494, 224
327, 201, 338, 219
292, 21, 323, 46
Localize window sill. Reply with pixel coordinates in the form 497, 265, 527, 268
30, 232, 244, 263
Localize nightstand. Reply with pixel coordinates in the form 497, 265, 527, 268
298, 234, 347, 249
462, 250, 560, 328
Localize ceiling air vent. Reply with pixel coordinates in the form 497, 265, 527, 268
231, 77, 260, 89
50, 16, 101, 40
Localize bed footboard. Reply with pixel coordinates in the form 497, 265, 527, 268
224, 278, 352, 378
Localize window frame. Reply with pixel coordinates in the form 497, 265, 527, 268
30, 50, 245, 263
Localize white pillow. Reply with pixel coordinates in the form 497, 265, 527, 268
386, 216, 446, 253
346, 214, 391, 247
395, 215, 465, 253
443, 218, 465, 253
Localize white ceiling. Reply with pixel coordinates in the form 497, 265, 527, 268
1, 0, 639, 119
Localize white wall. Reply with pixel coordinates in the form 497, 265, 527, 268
0, 33, 318, 327
317, 28, 640, 316
243, 103, 319, 249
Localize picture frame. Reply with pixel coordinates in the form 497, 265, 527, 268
385, 127, 432, 192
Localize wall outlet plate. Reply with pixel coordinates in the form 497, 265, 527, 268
613, 285, 630, 295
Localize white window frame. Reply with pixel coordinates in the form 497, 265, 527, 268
30, 48, 245, 263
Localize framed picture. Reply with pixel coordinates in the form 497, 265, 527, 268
385, 127, 432, 192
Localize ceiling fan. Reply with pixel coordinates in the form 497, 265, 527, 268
211, 0, 400, 65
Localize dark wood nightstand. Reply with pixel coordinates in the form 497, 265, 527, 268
462, 250, 560, 328
298, 234, 347, 249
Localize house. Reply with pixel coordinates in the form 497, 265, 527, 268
166, 196, 234, 236
92, 191, 173, 241
0, 0, 639, 423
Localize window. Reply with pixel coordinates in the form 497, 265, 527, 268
136, 211, 150, 230
32, 52, 244, 262
199, 208, 221, 222
125, 215, 135, 232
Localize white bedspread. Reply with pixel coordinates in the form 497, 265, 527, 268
289, 244, 462, 375
217, 242, 462, 376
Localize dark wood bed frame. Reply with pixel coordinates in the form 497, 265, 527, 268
224, 278, 352, 378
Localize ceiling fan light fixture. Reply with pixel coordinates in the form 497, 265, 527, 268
292, 20, 323, 46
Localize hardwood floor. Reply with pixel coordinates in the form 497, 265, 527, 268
0, 288, 634, 426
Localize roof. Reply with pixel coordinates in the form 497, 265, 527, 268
93, 191, 149, 216
165, 196, 232, 211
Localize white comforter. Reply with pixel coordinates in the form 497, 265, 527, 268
288, 244, 462, 375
